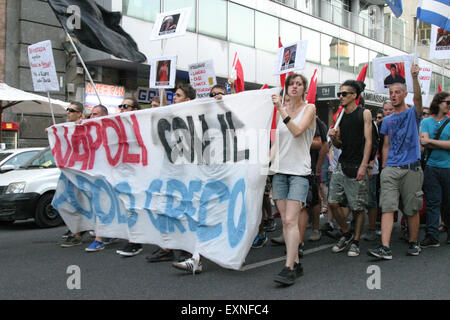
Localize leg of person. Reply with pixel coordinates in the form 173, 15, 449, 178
328, 164, 351, 235
298, 208, 308, 257
252, 212, 268, 249
441, 168, 450, 244
362, 175, 378, 241
421, 166, 442, 248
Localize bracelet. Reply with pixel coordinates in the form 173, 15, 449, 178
367, 165, 373, 169
283, 116, 291, 124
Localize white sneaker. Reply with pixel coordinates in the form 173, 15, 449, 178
308, 229, 322, 242
172, 258, 203, 274
347, 243, 360, 257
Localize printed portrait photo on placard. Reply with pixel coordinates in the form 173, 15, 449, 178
384, 62, 406, 88
156, 60, 171, 86
281, 44, 297, 71
436, 28, 450, 50
430, 25, 450, 61
159, 14, 180, 36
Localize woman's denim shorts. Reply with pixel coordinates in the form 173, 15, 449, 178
272, 173, 310, 204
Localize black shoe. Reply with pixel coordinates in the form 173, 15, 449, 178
294, 262, 304, 278
367, 245, 393, 260
118, 243, 143, 257
177, 250, 192, 262
263, 219, 277, 232
420, 236, 440, 248
146, 248, 175, 263
407, 242, 421, 256
274, 267, 296, 286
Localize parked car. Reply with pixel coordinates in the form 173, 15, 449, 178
0, 148, 44, 173
0, 147, 63, 228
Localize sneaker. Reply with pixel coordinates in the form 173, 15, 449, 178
294, 262, 304, 277
419, 236, 440, 248
308, 229, 321, 242
177, 250, 192, 262
252, 233, 268, 248
263, 219, 277, 232
361, 229, 378, 242
62, 230, 72, 240
103, 238, 118, 246
60, 235, 82, 248
367, 245, 393, 260
271, 234, 285, 245
172, 258, 202, 274
85, 240, 105, 252
146, 248, 175, 263
118, 243, 143, 257
347, 243, 360, 257
332, 234, 354, 253
298, 243, 305, 258
274, 267, 296, 286
407, 242, 421, 256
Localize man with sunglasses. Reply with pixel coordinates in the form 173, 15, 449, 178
368, 64, 424, 260
328, 80, 372, 257
118, 98, 141, 113
66, 102, 84, 123
209, 84, 227, 100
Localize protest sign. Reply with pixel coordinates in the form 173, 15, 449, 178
406, 64, 432, 106
430, 25, 450, 60
47, 88, 278, 270
28, 40, 59, 92
150, 56, 177, 89
150, 7, 192, 41
188, 60, 217, 99
372, 54, 414, 94
85, 83, 125, 114
274, 41, 308, 75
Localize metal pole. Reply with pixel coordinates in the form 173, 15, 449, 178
64, 30, 102, 105
0, 101, 3, 145
47, 91, 56, 125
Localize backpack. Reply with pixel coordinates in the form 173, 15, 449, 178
357, 107, 380, 162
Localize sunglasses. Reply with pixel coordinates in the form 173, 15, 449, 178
377, 116, 383, 119
444, 101, 450, 105
210, 92, 225, 98
423, 112, 430, 116
118, 104, 132, 109
66, 108, 80, 113
337, 91, 355, 98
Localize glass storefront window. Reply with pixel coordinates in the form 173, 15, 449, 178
321, 34, 335, 67
122, 0, 160, 22
164, 0, 196, 32
228, 3, 255, 47
302, 28, 320, 63
354, 45, 368, 75
198, 0, 227, 39
280, 20, 301, 47
339, 40, 354, 74
255, 12, 278, 53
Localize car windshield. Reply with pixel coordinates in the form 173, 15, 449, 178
21, 148, 56, 169
0, 152, 13, 162
3, 150, 41, 169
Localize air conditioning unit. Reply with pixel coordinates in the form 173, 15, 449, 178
421, 39, 430, 46
87, 66, 102, 82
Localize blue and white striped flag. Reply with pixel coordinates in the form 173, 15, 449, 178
417, 0, 450, 31
385, 0, 403, 18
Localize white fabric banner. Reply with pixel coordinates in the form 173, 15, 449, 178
430, 25, 450, 60
372, 54, 414, 94
47, 89, 277, 270
28, 40, 59, 92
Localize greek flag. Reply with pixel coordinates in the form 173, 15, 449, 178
385, 0, 403, 18
417, 0, 450, 31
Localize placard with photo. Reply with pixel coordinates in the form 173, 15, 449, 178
150, 56, 177, 89
372, 54, 414, 94
430, 25, 450, 60
274, 41, 308, 75
150, 7, 192, 41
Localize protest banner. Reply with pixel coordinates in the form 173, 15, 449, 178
47, 88, 278, 270
372, 54, 414, 94
406, 64, 432, 106
274, 41, 308, 75
150, 56, 178, 89
430, 25, 450, 60
85, 83, 125, 114
188, 60, 217, 99
28, 40, 59, 93
150, 7, 192, 41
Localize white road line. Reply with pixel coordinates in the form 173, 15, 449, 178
239, 243, 335, 272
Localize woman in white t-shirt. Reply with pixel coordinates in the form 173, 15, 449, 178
270, 73, 316, 286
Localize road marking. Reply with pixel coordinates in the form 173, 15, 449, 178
239, 243, 335, 272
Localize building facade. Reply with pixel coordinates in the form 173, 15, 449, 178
1, 0, 449, 147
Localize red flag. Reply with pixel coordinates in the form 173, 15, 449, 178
439, 84, 443, 92
306, 69, 318, 105
356, 64, 368, 106
232, 53, 245, 93
260, 84, 269, 90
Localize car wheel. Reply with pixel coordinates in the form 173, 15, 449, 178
35, 192, 63, 228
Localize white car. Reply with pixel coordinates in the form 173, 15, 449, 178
0, 148, 44, 173
0, 147, 63, 228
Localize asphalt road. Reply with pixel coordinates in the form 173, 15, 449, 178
0, 217, 448, 301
